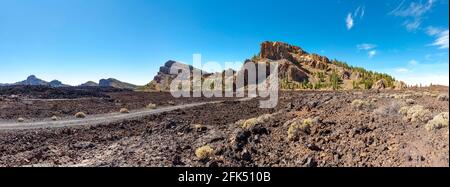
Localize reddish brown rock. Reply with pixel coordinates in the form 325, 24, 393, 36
260, 41, 306, 61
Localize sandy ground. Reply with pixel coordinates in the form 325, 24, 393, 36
0, 87, 448, 167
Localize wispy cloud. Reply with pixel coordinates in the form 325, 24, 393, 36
357, 43, 377, 50
357, 43, 378, 58
346, 6, 365, 30
346, 13, 354, 30
426, 26, 442, 35
425, 27, 449, 49
408, 59, 419, 65
395, 68, 410, 73
390, 0, 435, 31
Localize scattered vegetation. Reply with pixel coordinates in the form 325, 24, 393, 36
241, 118, 260, 130
328, 69, 342, 90
17, 118, 24, 123
352, 80, 361, 89
239, 114, 273, 129
332, 59, 396, 88
399, 106, 410, 115
51, 115, 58, 121
351, 99, 373, 110
120, 108, 129, 114
75, 112, 86, 118
287, 118, 313, 141
312, 72, 327, 90
146, 103, 157, 109
195, 145, 214, 160
425, 112, 449, 131
404, 105, 433, 123
413, 92, 423, 98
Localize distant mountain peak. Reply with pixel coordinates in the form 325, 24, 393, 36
27, 75, 37, 79
6, 75, 71, 87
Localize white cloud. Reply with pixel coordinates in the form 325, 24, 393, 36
405, 19, 421, 31
395, 68, 410, 73
408, 60, 419, 65
346, 6, 365, 30
368, 50, 377, 58
357, 43, 377, 50
357, 43, 378, 58
390, 0, 435, 31
425, 27, 449, 49
346, 13, 354, 30
431, 30, 449, 49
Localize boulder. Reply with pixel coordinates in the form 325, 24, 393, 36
394, 81, 407, 90
373, 79, 387, 90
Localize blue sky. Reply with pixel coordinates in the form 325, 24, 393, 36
0, 0, 448, 85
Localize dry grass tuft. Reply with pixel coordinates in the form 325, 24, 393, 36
146, 103, 157, 109
195, 145, 214, 160
75, 112, 86, 118
425, 112, 449, 131
351, 99, 373, 110
17, 118, 25, 123
120, 108, 129, 113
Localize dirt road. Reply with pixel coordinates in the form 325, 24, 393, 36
0, 100, 227, 130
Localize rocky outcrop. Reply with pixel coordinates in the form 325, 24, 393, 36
373, 79, 387, 90
142, 60, 205, 91
394, 81, 407, 90
259, 42, 330, 70
260, 41, 307, 61
276, 59, 309, 82
340, 70, 351, 80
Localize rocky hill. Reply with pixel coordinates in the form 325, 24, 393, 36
139, 60, 207, 91
142, 41, 407, 92
254, 41, 406, 90
80, 81, 99, 87
49, 80, 70, 87
99, 78, 137, 90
